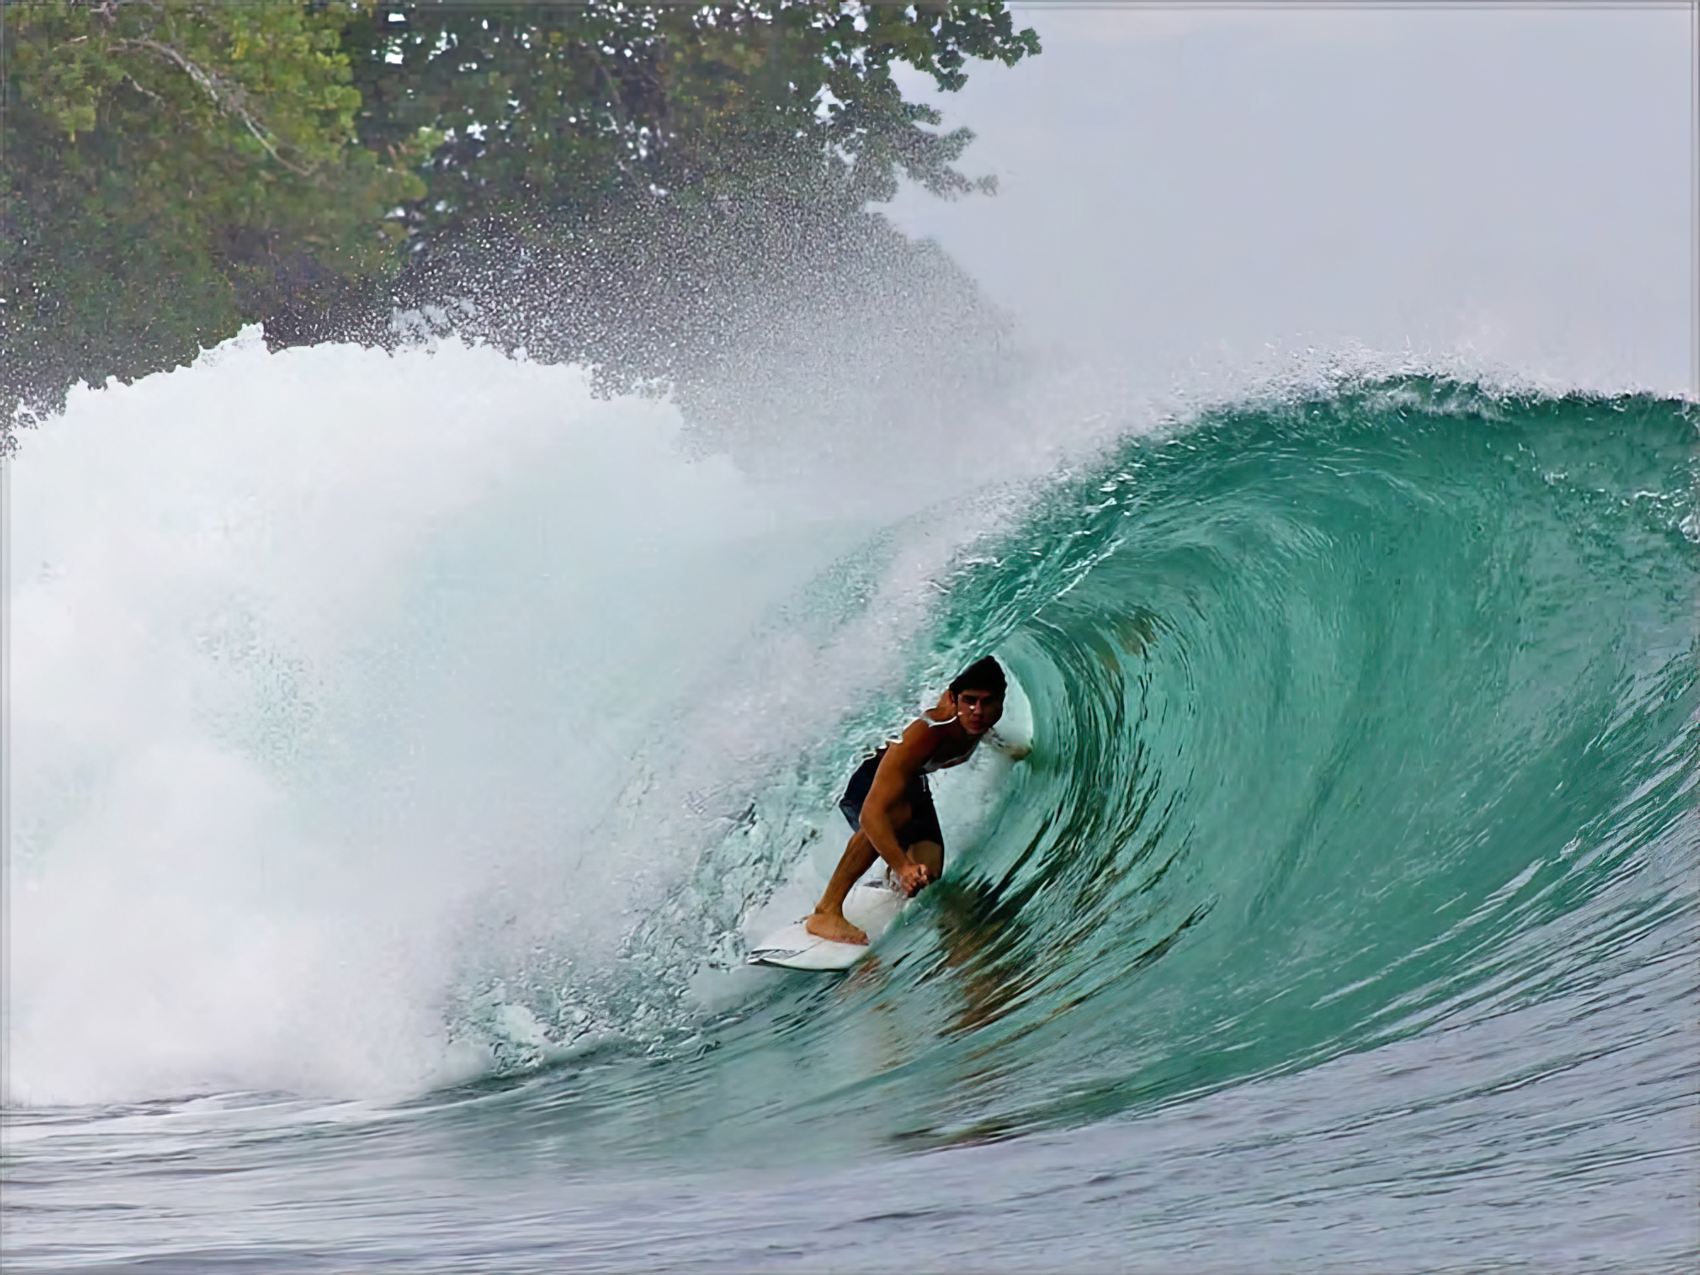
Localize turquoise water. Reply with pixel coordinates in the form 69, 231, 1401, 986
4, 367, 1696, 1271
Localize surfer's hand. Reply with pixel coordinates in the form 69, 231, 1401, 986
895, 859, 931, 896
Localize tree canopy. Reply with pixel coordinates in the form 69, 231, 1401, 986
3, 1, 426, 423
2, 1, 1040, 445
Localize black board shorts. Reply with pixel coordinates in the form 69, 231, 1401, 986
838, 749, 943, 848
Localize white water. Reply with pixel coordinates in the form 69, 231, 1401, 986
7, 330, 1045, 1106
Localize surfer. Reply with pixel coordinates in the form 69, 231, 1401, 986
804, 657, 1029, 945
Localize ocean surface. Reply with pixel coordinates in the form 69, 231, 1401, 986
4, 336, 1696, 1272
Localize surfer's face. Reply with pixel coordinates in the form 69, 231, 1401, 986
952, 688, 1003, 735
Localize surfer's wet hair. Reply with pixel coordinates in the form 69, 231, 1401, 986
951, 657, 1007, 696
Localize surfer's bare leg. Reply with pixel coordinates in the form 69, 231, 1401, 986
805, 831, 878, 944
806, 799, 915, 945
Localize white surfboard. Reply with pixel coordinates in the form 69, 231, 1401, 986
746, 876, 909, 972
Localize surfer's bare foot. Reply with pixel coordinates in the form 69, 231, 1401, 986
804, 911, 868, 945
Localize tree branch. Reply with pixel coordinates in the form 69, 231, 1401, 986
108, 36, 316, 178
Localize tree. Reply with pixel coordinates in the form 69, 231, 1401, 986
340, 1, 1039, 245
2, 0, 427, 435
337, 2, 1040, 451
2, 2, 1041, 449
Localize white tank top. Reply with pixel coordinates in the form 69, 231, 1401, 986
893, 712, 975, 774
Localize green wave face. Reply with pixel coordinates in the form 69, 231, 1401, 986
534, 378, 1697, 1167
920, 379, 1698, 1134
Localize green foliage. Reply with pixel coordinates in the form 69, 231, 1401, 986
3, 1, 1040, 442
3, 0, 427, 423
340, 1, 1037, 258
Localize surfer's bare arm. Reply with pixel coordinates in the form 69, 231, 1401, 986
986, 727, 1031, 762
861, 722, 939, 893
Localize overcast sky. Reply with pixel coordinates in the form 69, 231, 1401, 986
885, 5, 1696, 399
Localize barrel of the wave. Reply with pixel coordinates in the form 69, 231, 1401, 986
910, 378, 1700, 1129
